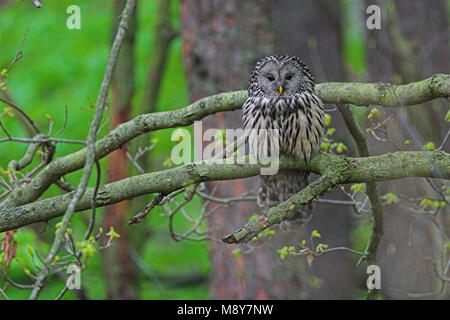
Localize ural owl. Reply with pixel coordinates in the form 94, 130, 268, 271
242, 55, 325, 216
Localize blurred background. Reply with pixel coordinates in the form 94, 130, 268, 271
0, 0, 448, 299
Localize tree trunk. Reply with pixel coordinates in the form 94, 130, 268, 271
101, 0, 137, 300
181, 0, 357, 299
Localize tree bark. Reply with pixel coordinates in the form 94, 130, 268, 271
101, 0, 137, 300
180, 0, 283, 299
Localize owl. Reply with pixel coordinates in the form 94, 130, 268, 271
242, 55, 325, 217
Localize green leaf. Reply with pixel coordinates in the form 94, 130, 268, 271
336, 142, 347, 153
106, 226, 121, 239
264, 228, 276, 239
315, 243, 328, 253
350, 184, 363, 192
419, 198, 432, 208
368, 108, 381, 119
324, 114, 332, 127
404, 139, 411, 145
3, 107, 14, 117
423, 142, 435, 151
326, 128, 335, 136
232, 248, 242, 260
445, 241, 450, 251
310, 229, 321, 240
445, 110, 450, 122
163, 157, 172, 167
76, 240, 96, 257
320, 142, 330, 151
382, 193, 400, 205
277, 247, 289, 260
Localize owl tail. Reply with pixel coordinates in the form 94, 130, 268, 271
257, 170, 312, 220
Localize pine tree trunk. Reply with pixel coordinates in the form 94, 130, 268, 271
181, 0, 358, 299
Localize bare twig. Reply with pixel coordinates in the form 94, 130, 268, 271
128, 193, 164, 226
0, 98, 40, 134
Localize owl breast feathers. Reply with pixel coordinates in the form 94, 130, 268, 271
242, 54, 325, 162
241, 55, 325, 210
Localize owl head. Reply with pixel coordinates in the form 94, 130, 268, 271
248, 55, 315, 97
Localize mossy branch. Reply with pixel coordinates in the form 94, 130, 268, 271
0, 74, 448, 237
1, 74, 448, 212
0, 151, 448, 233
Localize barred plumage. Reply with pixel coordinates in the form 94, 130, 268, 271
242, 55, 325, 213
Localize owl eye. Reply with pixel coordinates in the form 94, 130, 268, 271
285, 74, 292, 80
267, 75, 275, 81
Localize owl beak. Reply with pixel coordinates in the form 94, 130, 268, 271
278, 86, 283, 95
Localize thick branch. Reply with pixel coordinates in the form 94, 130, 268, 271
0, 151, 448, 232
317, 73, 449, 107
0, 91, 247, 210
1, 75, 448, 211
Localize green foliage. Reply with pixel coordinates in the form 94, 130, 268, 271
423, 142, 436, 151
381, 193, 400, 205
350, 183, 363, 192
76, 240, 96, 258
0, 0, 207, 300
232, 248, 242, 260
419, 198, 446, 209
106, 226, 120, 239
310, 229, 321, 240
277, 246, 296, 260
367, 107, 381, 119
315, 243, 328, 253
324, 113, 332, 127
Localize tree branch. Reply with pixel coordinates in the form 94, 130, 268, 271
1, 151, 448, 233
2, 74, 448, 212
28, 0, 136, 300
317, 73, 449, 107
